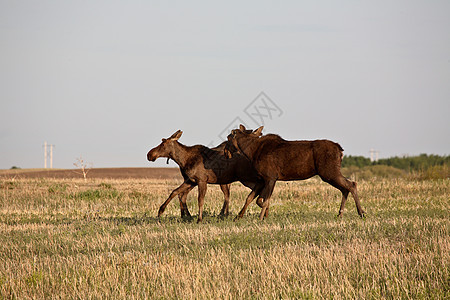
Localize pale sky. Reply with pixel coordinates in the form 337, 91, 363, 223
1, 1, 449, 169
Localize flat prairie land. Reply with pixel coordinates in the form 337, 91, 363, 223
0, 174, 448, 299
0, 167, 182, 180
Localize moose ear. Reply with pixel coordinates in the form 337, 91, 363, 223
253, 126, 264, 136
174, 130, 183, 140
239, 124, 246, 132
168, 130, 183, 140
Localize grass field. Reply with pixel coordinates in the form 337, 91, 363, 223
0, 176, 448, 299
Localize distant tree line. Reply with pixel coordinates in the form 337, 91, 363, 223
342, 154, 450, 171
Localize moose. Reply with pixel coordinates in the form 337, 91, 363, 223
147, 130, 265, 222
226, 125, 365, 220
159, 142, 233, 219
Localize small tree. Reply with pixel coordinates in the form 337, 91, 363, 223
73, 156, 93, 181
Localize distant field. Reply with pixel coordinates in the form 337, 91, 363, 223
0, 175, 448, 299
0, 167, 182, 180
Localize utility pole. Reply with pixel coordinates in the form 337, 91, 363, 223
44, 141, 47, 168
43, 142, 55, 168
369, 149, 379, 163
50, 144, 54, 169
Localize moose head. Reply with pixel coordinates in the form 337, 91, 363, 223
225, 124, 264, 158
147, 130, 183, 163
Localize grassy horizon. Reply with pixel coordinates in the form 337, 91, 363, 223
0, 177, 448, 299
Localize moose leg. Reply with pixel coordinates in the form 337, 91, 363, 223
256, 196, 264, 208
178, 185, 195, 218
178, 192, 188, 217
235, 188, 260, 220
349, 181, 365, 217
197, 181, 208, 223
158, 182, 195, 217
256, 197, 270, 218
259, 180, 276, 221
338, 190, 349, 217
219, 184, 231, 216
322, 175, 365, 218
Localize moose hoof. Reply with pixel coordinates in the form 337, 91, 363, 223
181, 210, 191, 218
218, 212, 227, 218
234, 215, 243, 222
158, 207, 166, 217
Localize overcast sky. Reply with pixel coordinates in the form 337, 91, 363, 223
1, 1, 449, 169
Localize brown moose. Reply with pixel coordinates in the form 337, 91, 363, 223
159, 142, 233, 219
147, 130, 265, 222
226, 125, 365, 220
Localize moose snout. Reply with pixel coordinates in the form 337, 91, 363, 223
147, 151, 156, 162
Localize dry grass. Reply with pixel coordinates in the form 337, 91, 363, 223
0, 177, 448, 299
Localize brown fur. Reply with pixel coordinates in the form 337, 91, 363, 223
227, 125, 365, 220
147, 130, 265, 222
